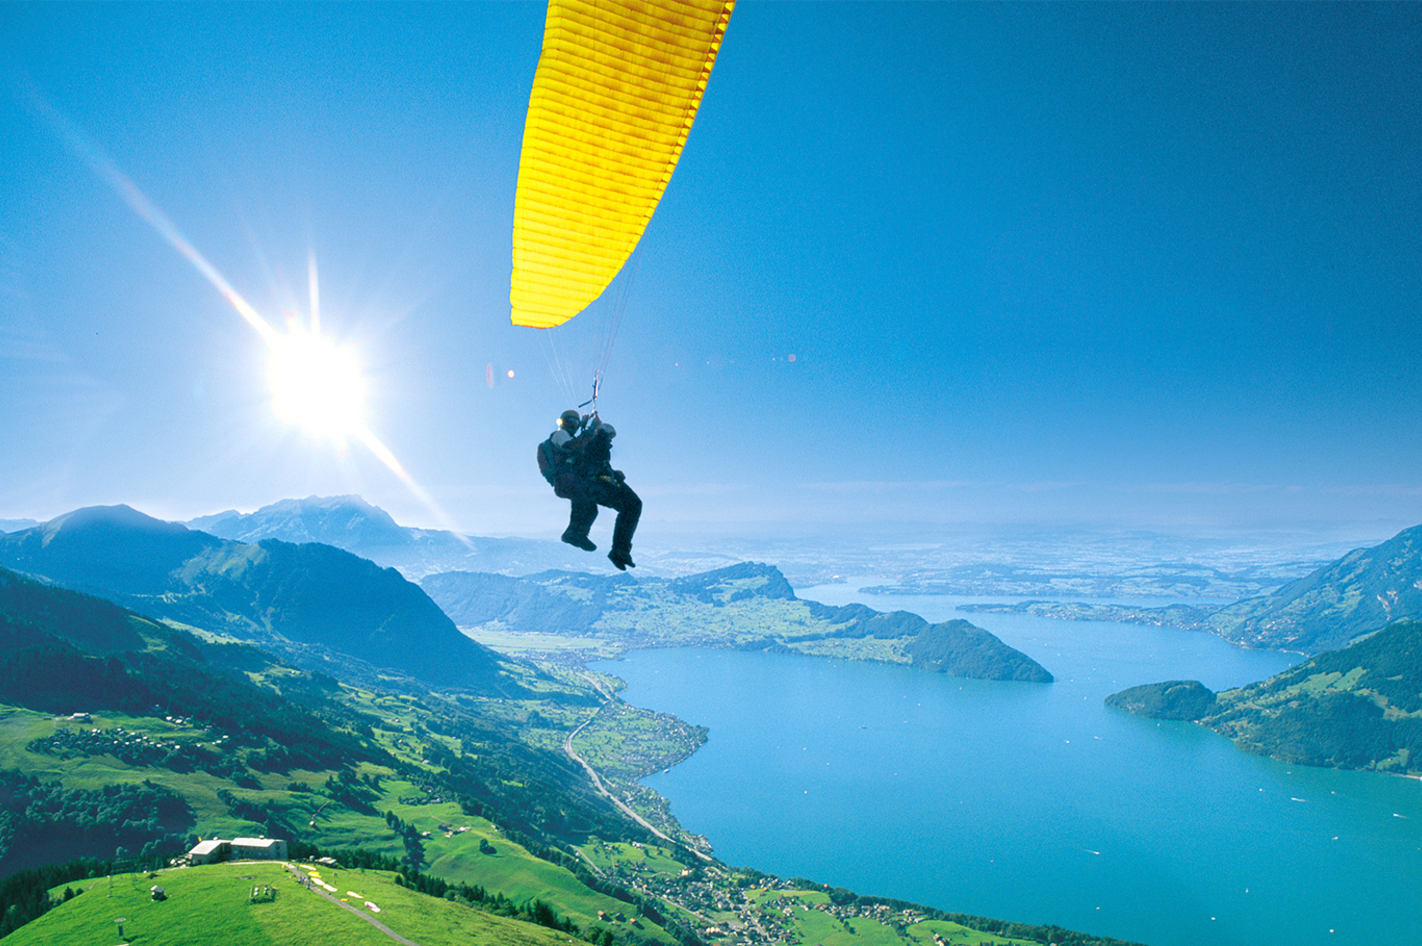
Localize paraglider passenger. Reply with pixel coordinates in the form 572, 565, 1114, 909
539, 410, 641, 570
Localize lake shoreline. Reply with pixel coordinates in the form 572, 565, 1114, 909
597, 596, 1421, 946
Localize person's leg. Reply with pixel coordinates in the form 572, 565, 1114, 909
562, 497, 598, 551
604, 483, 641, 568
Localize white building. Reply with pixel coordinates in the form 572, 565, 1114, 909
187, 837, 288, 864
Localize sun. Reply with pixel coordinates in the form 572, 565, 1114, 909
267, 324, 367, 440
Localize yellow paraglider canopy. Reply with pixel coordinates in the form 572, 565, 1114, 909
511, 0, 735, 329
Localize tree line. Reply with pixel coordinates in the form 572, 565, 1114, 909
0, 772, 192, 880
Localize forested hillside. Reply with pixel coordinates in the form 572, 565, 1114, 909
1106, 620, 1422, 775
1205, 619, 1422, 772
0, 566, 639, 872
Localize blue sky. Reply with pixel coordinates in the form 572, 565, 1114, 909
3, 2, 1420, 543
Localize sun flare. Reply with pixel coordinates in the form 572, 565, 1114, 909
267, 325, 367, 440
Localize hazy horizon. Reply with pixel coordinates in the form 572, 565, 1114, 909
1, 493, 1391, 591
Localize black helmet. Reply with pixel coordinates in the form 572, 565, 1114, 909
558, 410, 582, 432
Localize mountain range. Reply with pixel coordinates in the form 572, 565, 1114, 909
0, 505, 506, 691
967, 522, 1422, 655
190, 495, 656, 579
0, 502, 1052, 690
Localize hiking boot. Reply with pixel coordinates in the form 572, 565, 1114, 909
561, 531, 596, 552
608, 549, 635, 570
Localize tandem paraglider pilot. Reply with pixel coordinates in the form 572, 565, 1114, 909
539, 410, 641, 570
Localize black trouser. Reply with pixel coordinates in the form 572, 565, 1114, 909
557, 475, 642, 553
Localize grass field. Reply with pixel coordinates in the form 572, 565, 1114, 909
374, 781, 666, 942
10, 861, 579, 946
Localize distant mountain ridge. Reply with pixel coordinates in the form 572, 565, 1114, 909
0, 505, 506, 691
423, 562, 1054, 684
191, 494, 410, 547
974, 522, 1422, 654
190, 495, 615, 579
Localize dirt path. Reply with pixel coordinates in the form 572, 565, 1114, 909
286, 864, 425, 946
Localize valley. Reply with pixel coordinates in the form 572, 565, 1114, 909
5, 499, 1422, 945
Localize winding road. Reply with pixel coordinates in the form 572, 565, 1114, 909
565, 673, 712, 863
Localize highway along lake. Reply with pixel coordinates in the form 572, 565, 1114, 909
593, 584, 1422, 946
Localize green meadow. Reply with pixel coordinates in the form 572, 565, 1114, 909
10, 861, 576, 946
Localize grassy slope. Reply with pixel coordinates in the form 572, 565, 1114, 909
0, 689, 662, 939
10, 861, 574, 946
0, 705, 255, 827
375, 779, 659, 940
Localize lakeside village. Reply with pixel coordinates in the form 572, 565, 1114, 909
581, 839, 989, 946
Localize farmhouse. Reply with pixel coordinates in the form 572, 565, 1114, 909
187, 837, 288, 864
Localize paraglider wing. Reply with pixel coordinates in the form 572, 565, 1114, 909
511, 0, 735, 329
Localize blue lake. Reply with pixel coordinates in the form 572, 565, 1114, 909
592, 585, 1422, 946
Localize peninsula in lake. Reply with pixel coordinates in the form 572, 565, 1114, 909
1107, 619, 1422, 775
423, 562, 1054, 684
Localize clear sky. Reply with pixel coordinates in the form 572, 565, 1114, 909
3, 2, 1420, 544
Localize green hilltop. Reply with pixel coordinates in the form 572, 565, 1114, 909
5, 861, 580, 946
